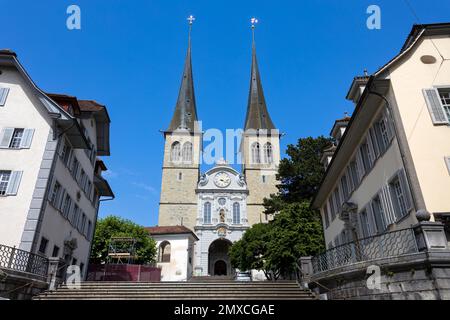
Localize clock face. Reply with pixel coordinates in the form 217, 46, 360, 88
214, 172, 231, 188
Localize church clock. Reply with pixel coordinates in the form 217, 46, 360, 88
214, 172, 231, 188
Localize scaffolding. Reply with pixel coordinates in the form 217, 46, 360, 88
107, 237, 137, 264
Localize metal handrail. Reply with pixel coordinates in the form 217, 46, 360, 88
0, 244, 49, 278
311, 228, 418, 273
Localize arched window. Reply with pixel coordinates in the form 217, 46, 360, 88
171, 142, 181, 162
204, 202, 211, 224
233, 203, 240, 224
263, 142, 273, 164
182, 142, 193, 162
251, 142, 261, 164
158, 241, 171, 263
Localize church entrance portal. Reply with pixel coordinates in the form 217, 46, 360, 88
208, 239, 233, 276
214, 260, 227, 276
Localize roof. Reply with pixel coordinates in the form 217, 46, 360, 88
244, 36, 276, 131
330, 116, 351, 137
0, 50, 88, 149
145, 226, 199, 240
47, 94, 111, 156
166, 30, 198, 133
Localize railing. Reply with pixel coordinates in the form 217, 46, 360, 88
312, 228, 418, 273
0, 244, 49, 279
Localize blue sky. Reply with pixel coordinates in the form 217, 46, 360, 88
1, 1, 449, 226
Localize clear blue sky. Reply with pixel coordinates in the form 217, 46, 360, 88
2, 1, 449, 226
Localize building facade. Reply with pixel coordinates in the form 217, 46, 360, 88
312, 23, 450, 249
152, 25, 280, 280
0, 50, 114, 278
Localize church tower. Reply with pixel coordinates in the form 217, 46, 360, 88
241, 19, 281, 225
158, 17, 202, 230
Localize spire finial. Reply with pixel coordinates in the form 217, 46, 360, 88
187, 15, 195, 44
251, 17, 258, 44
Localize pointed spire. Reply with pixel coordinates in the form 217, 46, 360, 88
244, 18, 275, 131
167, 15, 198, 132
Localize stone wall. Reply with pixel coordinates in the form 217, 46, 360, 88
307, 252, 450, 300
0, 268, 48, 300
300, 221, 450, 300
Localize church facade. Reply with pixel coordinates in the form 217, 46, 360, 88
152, 22, 280, 280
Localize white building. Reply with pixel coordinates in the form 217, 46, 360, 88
0, 49, 114, 278
146, 226, 198, 282
194, 160, 249, 277
312, 23, 450, 248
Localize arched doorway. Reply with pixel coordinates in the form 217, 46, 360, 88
208, 239, 233, 276
214, 260, 227, 276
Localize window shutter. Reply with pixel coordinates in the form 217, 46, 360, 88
380, 186, 395, 225
356, 150, 365, 180
383, 112, 395, 142
369, 128, 380, 159
423, 88, 449, 124
399, 169, 413, 212
6, 171, 23, 195
0, 88, 10, 106
445, 157, 450, 175
20, 129, 35, 149
366, 204, 376, 236
0, 128, 14, 148
58, 190, 66, 211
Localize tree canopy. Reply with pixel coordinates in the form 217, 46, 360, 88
90, 215, 157, 264
230, 136, 331, 279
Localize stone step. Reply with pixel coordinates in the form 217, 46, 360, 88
34, 281, 317, 300
36, 296, 316, 300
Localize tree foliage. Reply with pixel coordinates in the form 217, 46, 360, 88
264, 136, 332, 214
230, 136, 330, 279
90, 215, 157, 264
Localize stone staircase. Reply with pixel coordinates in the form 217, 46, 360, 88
33, 280, 317, 300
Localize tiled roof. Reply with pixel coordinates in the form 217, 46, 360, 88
78, 100, 105, 112
145, 225, 198, 239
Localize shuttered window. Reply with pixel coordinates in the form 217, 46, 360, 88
423, 88, 449, 124
359, 209, 371, 238
389, 169, 413, 221
371, 195, 387, 234
323, 204, 330, 229
445, 157, 450, 175
0, 88, 10, 106
0, 170, 22, 196
0, 128, 34, 149
438, 88, 450, 121
49, 181, 62, 207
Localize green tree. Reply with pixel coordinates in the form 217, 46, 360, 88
264, 136, 332, 214
230, 136, 331, 279
266, 201, 325, 277
90, 215, 157, 264
229, 223, 274, 279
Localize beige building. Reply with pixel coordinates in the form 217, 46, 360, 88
312, 23, 450, 248
0, 49, 114, 278
153, 25, 280, 279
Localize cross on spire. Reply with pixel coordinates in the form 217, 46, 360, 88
187, 15, 195, 25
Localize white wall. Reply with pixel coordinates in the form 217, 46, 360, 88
153, 234, 193, 281
0, 66, 52, 247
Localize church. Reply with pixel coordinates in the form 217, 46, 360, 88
147, 18, 281, 281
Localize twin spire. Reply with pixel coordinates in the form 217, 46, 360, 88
167, 16, 275, 133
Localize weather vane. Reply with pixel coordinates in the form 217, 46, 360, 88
187, 15, 195, 25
